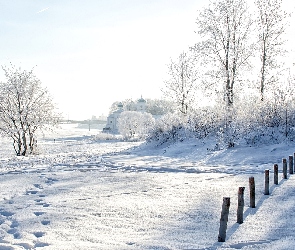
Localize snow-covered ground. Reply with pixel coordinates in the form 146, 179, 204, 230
0, 123, 294, 249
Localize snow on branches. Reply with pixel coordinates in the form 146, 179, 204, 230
0, 65, 59, 156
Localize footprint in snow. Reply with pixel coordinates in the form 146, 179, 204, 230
7, 228, 21, 239
45, 177, 58, 184
33, 184, 43, 189
41, 220, 50, 226
10, 220, 19, 228
34, 242, 49, 248
35, 199, 49, 207
17, 243, 34, 249
7, 228, 17, 234
0, 211, 14, 217
26, 190, 38, 195
34, 212, 45, 217
33, 232, 45, 238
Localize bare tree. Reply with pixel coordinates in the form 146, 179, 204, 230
162, 51, 198, 114
194, 0, 253, 107
255, 0, 288, 101
0, 65, 59, 156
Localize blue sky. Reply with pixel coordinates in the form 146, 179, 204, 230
0, 0, 202, 120
0, 0, 294, 120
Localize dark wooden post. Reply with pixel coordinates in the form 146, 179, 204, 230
218, 197, 230, 242
249, 177, 255, 208
264, 169, 269, 195
289, 155, 293, 174
237, 187, 245, 224
283, 158, 287, 179
274, 164, 278, 185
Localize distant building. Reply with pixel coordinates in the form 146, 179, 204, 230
136, 96, 146, 112
103, 102, 123, 133
103, 97, 146, 133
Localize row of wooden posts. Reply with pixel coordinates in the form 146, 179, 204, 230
218, 155, 294, 242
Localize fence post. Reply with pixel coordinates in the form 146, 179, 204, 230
274, 164, 278, 185
264, 169, 269, 195
249, 177, 255, 208
289, 155, 293, 174
283, 158, 287, 179
218, 197, 230, 242
237, 187, 245, 224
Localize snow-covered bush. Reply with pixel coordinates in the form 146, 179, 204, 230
92, 133, 121, 141
147, 112, 190, 145
117, 111, 155, 140
140, 112, 156, 136
146, 95, 295, 148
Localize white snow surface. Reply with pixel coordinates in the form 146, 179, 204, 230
0, 123, 294, 249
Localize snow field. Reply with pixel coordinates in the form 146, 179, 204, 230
0, 124, 294, 249
0, 169, 265, 249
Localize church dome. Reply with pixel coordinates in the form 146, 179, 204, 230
137, 96, 146, 103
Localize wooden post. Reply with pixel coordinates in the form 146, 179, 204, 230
289, 155, 293, 174
283, 158, 287, 179
249, 177, 255, 208
274, 164, 278, 185
264, 169, 269, 195
294, 153, 295, 173
237, 187, 245, 224
218, 197, 230, 242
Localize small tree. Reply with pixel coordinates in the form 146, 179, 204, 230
162, 51, 198, 115
255, 0, 289, 101
145, 99, 176, 116
0, 65, 59, 156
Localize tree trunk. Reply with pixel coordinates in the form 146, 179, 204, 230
21, 133, 27, 156
260, 36, 267, 101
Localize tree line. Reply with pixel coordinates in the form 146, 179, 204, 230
157, 0, 294, 148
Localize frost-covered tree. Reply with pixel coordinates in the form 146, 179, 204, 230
117, 111, 155, 140
0, 65, 59, 156
193, 0, 253, 147
255, 0, 288, 101
194, 0, 253, 107
145, 99, 175, 116
162, 51, 198, 114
